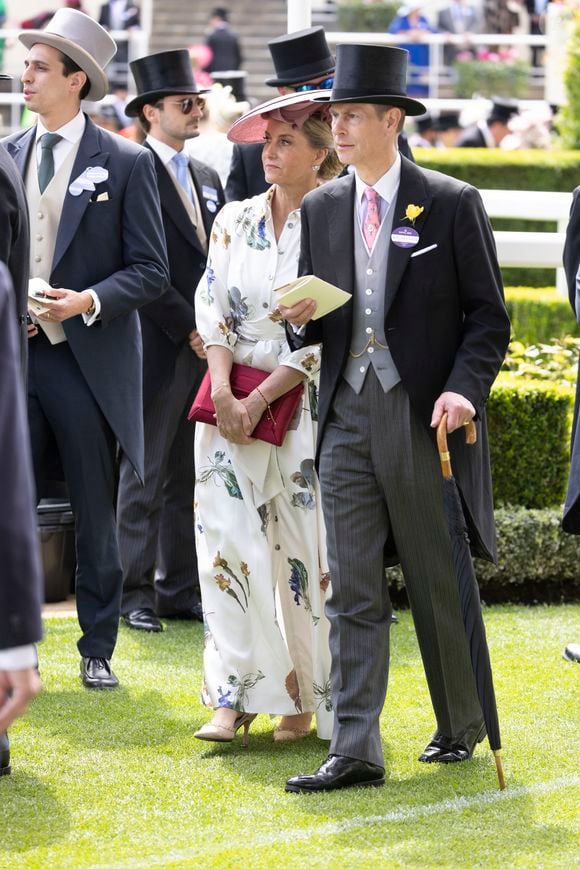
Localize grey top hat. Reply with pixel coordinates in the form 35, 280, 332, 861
314, 43, 426, 117
19, 8, 116, 102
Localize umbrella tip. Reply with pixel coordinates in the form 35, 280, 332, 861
494, 751, 507, 790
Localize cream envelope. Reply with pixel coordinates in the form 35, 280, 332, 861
274, 274, 350, 320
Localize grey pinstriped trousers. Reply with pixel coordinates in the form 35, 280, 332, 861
319, 371, 483, 768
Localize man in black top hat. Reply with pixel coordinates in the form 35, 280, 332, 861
281, 43, 509, 793
225, 26, 414, 202
457, 97, 519, 147
116, 50, 224, 633
204, 7, 242, 74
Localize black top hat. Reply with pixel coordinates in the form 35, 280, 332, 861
315, 44, 425, 116
416, 112, 434, 133
265, 26, 334, 87
432, 111, 461, 131
487, 97, 519, 125
125, 49, 201, 117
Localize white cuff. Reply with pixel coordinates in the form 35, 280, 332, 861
0, 645, 37, 670
82, 289, 101, 326
291, 323, 306, 336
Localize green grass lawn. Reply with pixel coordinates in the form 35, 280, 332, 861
1, 605, 578, 868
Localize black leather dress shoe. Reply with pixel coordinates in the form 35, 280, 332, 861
122, 608, 163, 632
0, 731, 11, 777
158, 603, 203, 623
286, 754, 385, 793
418, 723, 486, 764
80, 657, 119, 689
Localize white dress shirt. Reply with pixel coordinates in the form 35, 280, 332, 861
0, 645, 37, 670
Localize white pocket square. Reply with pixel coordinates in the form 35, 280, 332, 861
410, 243, 438, 258
95, 192, 110, 202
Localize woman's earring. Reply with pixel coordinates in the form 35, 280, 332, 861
312, 165, 320, 172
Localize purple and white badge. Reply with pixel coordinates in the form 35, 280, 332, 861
391, 226, 419, 248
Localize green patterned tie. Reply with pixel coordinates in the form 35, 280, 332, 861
38, 133, 63, 194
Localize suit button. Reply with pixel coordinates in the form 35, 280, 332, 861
37, 212, 44, 219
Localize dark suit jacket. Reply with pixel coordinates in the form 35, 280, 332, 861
225, 135, 415, 203
139, 145, 224, 402
0, 264, 43, 651
293, 157, 510, 562
206, 25, 242, 72
3, 117, 169, 482
98, 1, 141, 29
0, 143, 30, 373
562, 187, 580, 532
457, 125, 487, 148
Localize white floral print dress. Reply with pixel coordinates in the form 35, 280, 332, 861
194, 190, 332, 738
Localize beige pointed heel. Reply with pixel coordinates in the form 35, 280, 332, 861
194, 712, 256, 748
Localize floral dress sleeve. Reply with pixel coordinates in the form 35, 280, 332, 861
195, 203, 238, 351
278, 340, 321, 383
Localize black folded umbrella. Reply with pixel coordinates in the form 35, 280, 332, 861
436, 413, 506, 790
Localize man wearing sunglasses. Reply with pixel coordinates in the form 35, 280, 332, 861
117, 49, 225, 634
225, 26, 413, 203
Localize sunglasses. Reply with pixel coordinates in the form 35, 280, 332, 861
156, 96, 206, 114
293, 76, 334, 93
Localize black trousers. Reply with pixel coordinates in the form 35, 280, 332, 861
28, 330, 122, 659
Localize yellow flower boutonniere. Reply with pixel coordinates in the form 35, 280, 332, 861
403, 203, 424, 226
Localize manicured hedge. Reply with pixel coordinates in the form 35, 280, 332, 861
414, 150, 578, 285
387, 507, 580, 601
336, 1, 398, 31
487, 375, 573, 509
414, 148, 580, 192
505, 286, 579, 344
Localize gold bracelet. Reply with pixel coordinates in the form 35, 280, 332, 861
254, 385, 269, 408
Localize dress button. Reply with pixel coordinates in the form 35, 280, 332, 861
359, 366, 366, 373
274, 544, 281, 550
366, 268, 373, 275
365, 289, 372, 296
288, 222, 294, 229
365, 327, 372, 334
34, 255, 42, 263
365, 308, 371, 315
368, 347, 374, 354
262, 302, 268, 308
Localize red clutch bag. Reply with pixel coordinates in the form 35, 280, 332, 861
187, 363, 304, 447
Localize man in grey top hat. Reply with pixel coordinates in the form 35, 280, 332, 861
2, 8, 168, 690
116, 50, 224, 633
281, 43, 510, 792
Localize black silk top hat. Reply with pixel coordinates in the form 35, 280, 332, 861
125, 49, 202, 117
315, 43, 426, 117
265, 26, 334, 87
488, 97, 519, 125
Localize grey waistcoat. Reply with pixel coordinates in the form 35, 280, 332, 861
343, 199, 401, 394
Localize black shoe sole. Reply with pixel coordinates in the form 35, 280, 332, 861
80, 678, 119, 689
285, 777, 384, 793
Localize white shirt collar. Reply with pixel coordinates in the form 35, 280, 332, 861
36, 109, 86, 144
146, 134, 182, 167
354, 152, 402, 207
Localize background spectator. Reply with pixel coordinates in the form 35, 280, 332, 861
204, 7, 242, 74
437, 0, 481, 65
388, 3, 438, 97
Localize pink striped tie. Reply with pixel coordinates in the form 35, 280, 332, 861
363, 187, 381, 251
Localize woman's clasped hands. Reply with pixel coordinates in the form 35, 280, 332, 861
212, 387, 266, 444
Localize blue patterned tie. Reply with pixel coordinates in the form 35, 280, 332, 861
172, 151, 193, 203
38, 133, 63, 194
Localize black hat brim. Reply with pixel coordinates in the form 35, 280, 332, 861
264, 61, 335, 88
313, 92, 426, 117
125, 85, 209, 118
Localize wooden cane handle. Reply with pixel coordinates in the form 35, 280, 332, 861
436, 413, 477, 479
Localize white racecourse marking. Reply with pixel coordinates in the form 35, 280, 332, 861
88, 775, 580, 867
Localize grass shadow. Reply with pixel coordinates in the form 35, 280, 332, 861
0, 772, 70, 853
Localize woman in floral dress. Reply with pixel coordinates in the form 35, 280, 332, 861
193, 92, 341, 745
